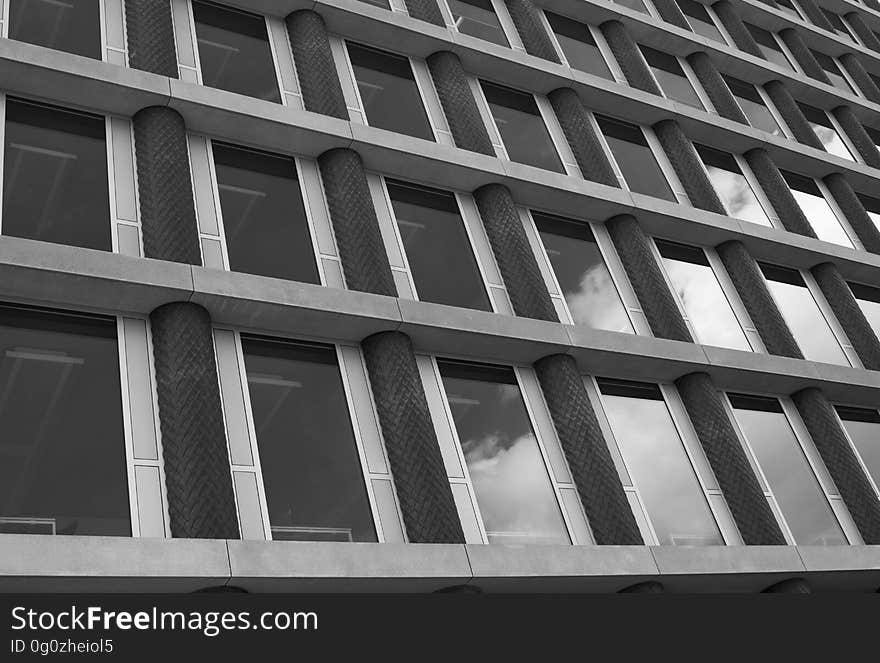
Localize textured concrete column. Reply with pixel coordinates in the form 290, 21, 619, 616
426, 51, 495, 156
716, 240, 803, 358
650, 0, 690, 30
361, 332, 465, 544
473, 184, 558, 321
712, 1, 763, 59
547, 88, 618, 187
402, 0, 445, 26
791, 388, 880, 544
811, 262, 880, 370
125, 0, 178, 77
605, 215, 692, 342
599, 21, 662, 94
839, 54, 880, 104
675, 373, 786, 545
150, 303, 240, 539
845, 12, 880, 53
823, 173, 880, 254
794, 0, 834, 31
686, 52, 748, 124
779, 29, 831, 85
286, 11, 348, 119
763, 81, 824, 151
533, 354, 642, 545
763, 578, 811, 593
318, 149, 397, 296
653, 119, 726, 214
744, 148, 817, 238
132, 107, 202, 265
832, 106, 880, 168
504, 0, 560, 63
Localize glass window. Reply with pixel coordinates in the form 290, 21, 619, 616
0, 304, 129, 536
447, 0, 509, 47
347, 43, 434, 141
848, 280, 880, 339
676, 0, 725, 42
545, 12, 613, 80
241, 336, 376, 542
865, 124, 880, 154
596, 114, 676, 202
481, 81, 564, 173
729, 393, 847, 545
780, 170, 852, 248
212, 143, 319, 284
746, 23, 794, 70
9, 0, 101, 59
656, 240, 751, 350
640, 45, 704, 110
385, 179, 491, 311
811, 50, 855, 94
823, 10, 857, 42
597, 378, 723, 546
359, 0, 391, 8
760, 263, 849, 365
775, 0, 803, 19
836, 405, 880, 494
797, 102, 855, 161
857, 192, 880, 233
3, 98, 110, 251
612, 0, 651, 14
438, 360, 569, 545
722, 75, 783, 136
695, 144, 771, 227
533, 212, 633, 333
192, 1, 280, 102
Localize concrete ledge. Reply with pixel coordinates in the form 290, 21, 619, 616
226, 541, 472, 593
797, 545, 880, 591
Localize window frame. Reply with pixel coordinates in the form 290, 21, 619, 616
637, 44, 714, 113
797, 101, 861, 163
835, 403, 880, 501
781, 170, 863, 250
213, 328, 407, 543
676, 0, 731, 45
745, 23, 799, 73
438, 0, 521, 50
541, 10, 625, 84
723, 75, 791, 139
810, 48, 861, 97
723, 391, 862, 545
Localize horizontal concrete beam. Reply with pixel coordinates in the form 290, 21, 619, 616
2, 534, 879, 592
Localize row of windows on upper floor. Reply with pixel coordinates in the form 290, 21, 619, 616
8, 0, 880, 148
5, 95, 880, 370
2, 300, 878, 547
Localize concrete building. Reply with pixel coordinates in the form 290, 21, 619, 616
0, 0, 880, 593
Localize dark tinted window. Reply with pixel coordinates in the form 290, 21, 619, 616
746, 24, 794, 70
596, 115, 675, 201
836, 406, 880, 494
3, 99, 110, 251
774, 0, 802, 19
797, 102, 853, 160
858, 192, 880, 233
448, 0, 509, 46
534, 212, 633, 333
848, 280, 880, 339
866, 125, 880, 154
723, 75, 782, 135
780, 170, 852, 247
613, 0, 651, 14
695, 144, 770, 226
9, 0, 101, 59
640, 45, 703, 110
810, 50, 855, 94
438, 359, 569, 545
213, 143, 319, 283
676, 0, 725, 42
481, 81, 564, 173
386, 180, 491, 311
0, 304, 129, 536
348, 43, 434, 141
823, 10, 856, 42
241, 336, 376, 543
545, 12, 613, 79
359, 0, 391, 8
192, 1, 281, 102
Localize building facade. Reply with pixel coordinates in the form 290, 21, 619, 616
1, 0, 880, 592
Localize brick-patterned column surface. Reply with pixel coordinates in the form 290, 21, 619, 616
763, 81, 824, 151
712, 1, 763, 58
653, 119, 725, 213
832, 106, 880, 168
811, 263, 880, 370
132, 107, 201, 265
779, 29, 831, 85
402, 0, 445, 26
650, 0, 690, 29
744, 148, 817, 238
845, 13, 880, 53
150, 303, 240, 539
605, 215, 692, 342
534, 354, 643, 545
716, 240, 803, 358
473, 184, 558, 321
823, 173, 880, 255
794, 0, 834, 31
361, 332, 465, 543
687, 52, 748, 124
318, 148, 397, 296
426, 51, 496, 156
675, 373, 786, 545
599, 21, 662, 94
547, 87, 619, 187
839, 54, 880, 104
504, 0, 560, 63
125, 0, 178, 77
791, 388, 880, 544
286, 10, 348, 119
